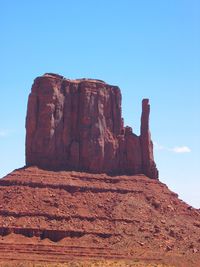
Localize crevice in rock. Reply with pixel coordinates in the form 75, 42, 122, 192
0, 180, 143, 194
0, 227, 118, 243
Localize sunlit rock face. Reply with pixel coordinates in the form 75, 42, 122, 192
26, 73, 158, 179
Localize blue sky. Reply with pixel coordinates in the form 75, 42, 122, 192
0, 0, 199, 207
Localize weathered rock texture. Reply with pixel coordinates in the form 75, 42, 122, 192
26, 73, 158, 179
0, 167, 200, 266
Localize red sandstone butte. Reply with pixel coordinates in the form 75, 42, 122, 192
26, 73, 158, 179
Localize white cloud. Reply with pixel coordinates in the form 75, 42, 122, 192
154, 142, 191, 154
171, 146, 191, 153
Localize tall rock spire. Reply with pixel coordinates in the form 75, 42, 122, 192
140, 99, 158, 179
26, 73, 158, 179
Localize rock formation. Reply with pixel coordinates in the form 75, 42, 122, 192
26, 73, 158, 179
0, 74, 200, 266
0, 167, 200, 266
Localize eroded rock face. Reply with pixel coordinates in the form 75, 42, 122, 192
26, 73, 158, 179
140, 99, 159, 179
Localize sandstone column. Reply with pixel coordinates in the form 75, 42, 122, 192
140, 99, 158, 179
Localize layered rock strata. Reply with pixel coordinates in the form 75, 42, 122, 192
0, 167, 199, 265
26, 73, 158, 179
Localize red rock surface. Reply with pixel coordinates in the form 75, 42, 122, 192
26, 73, 158, 179
140, 99, 158, 179
0, 167, 199, 266
1, 74, 199, 266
